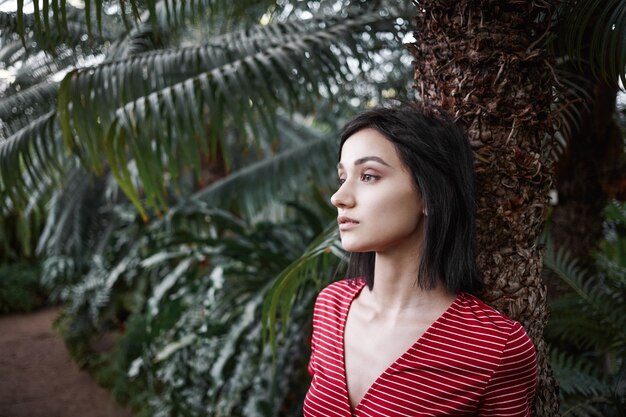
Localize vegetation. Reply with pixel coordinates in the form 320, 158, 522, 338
1, 0, 407, 415
48, 198, 341, 416
544, 201, 626, 416
0, 261, 45, 313
1, 1, 625, 416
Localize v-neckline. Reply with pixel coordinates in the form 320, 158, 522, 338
339, 281, 461, 416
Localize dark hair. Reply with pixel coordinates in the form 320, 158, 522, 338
339, 103, 482, 294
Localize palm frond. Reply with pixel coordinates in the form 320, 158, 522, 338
548, 293, 614, 350
555, 0, 626, 87
0, 9, 35, 41
13, 48, 90, 88
0, 40, 28, 68
55, 10, 394, 215
104, 0, 281, 61
0, 80, 59, 139
550, 67, 594, 152
0, 111, 64, 210
191, 117, 335, 217
14, 0, 134, 48
544, 229, 626, 416
35, 164, 112, 259
13, 0, 277, 51
147, 0, 275, 31
551, 346, 625, 417
262, 221, 343, 352
11, 1, 122, 50
550, 349, 608, 398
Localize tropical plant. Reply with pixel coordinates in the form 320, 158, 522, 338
0, 0, 408, 292
3, 2, 407, 209
549, 0, 626, 275
0, 0, 410, 259
0, 261, 45, 313
2, 1, 412, 416
12, 3, 624, 417
51, 195, 342, 416
544, 200, 626, 417
136, 204, 338, 417
1, 0, 410, 306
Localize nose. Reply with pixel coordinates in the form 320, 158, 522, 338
330, 182, 355, 208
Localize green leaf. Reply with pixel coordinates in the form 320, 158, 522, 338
192, 122, 334, 216
261, 222, 342, 354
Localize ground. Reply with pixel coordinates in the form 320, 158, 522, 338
0, 307, 134, 417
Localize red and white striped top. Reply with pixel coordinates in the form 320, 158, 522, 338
303, 278, 537, 417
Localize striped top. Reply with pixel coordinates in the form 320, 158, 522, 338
303, 278, 537, 417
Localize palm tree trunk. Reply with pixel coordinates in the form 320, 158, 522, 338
409, 2, 560, 415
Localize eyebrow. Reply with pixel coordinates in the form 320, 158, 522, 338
337, 156, 392, 170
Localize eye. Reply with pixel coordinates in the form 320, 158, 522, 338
361, 173, 378, 182
337, 176, 346, 186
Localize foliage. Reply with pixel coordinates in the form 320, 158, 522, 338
549, 0, 626, 155
53, 197, 342, 416
544, 200, 626, 417
262, 218, 342, 350
0, 261, 45, 313
2, 2, 406, 217
101, 311, 153, 413
1, 1, 409, 415
0, 0, 410, 262
0, 209, 43, 262
13, 0, 277, 50
553, 0, 626, 87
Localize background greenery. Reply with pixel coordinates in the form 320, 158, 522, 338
543, 201, 626, 416
1, 1, 410, 415
1, 1, 625, 416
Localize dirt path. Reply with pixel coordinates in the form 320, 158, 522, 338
0, 307, 134, 417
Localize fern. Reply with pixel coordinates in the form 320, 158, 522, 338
111, 202, 332, 416
550, 349, 608, 398
47, 194, 334, 416
543, 202, 626, 417
544, 240, 626, 355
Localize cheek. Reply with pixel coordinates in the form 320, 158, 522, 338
374, 187, 423, 236
377, 203, 422, 238
380, 186, 422, 221
339, 188, 423, 252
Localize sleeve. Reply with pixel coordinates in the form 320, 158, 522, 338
478, 321, 538, 416
307, 292, 323, 377
308, 326, 317, 377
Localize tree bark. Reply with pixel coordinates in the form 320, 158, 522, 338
409, 2, 560, 415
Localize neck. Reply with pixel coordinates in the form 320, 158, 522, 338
364, 250, 454, 318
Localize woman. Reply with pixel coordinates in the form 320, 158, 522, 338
303, 105, 537, 416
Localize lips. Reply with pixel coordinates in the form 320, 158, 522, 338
337, 216, 359, 231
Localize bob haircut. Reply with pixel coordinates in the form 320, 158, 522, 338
338, 103, 482, 294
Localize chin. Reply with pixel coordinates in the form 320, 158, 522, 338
340, 238, 372, 253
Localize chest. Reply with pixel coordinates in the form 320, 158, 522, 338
343, 310, 430, 410
303, 288, 511, 417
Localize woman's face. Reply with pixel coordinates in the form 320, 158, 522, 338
331, 128, 425, 254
